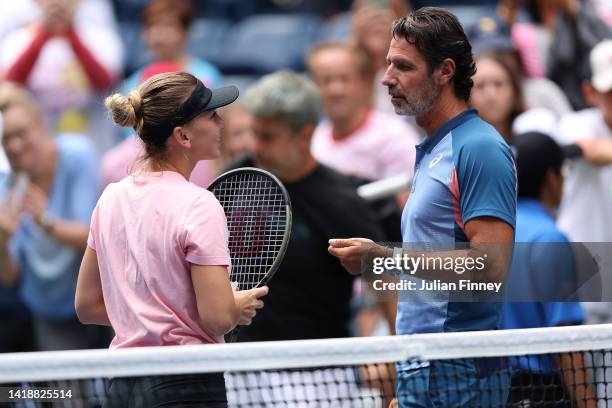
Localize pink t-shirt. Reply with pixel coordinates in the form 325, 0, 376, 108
311, 110, 419, 181
87, 171, 231, 349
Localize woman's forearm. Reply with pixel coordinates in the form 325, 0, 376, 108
76, 302, 111, 326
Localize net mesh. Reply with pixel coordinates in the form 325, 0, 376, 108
2, 325, 612, 407
208, 170, 290, 291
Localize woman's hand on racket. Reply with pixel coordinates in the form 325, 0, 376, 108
328, 238, 386, 275
191, 265, 266, 336
234, 286, 269, 326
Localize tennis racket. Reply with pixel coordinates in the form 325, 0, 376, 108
207, 167, 292, 341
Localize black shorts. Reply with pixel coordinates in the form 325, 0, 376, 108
104, 372, 227, 408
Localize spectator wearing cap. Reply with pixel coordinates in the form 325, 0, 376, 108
466, 14, 572, 118
502, 131, 592, 406
553, 39, 612, 326
555, 39, 612, 246
0, 0, 123, 154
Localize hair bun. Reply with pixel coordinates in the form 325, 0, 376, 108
127, 90, 142, 116
105, 91, 142, 129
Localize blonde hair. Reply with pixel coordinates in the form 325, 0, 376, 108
0, 82, 42, 118
105, 72, 197, 163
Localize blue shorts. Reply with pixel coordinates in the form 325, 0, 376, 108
397, 358, 511, 407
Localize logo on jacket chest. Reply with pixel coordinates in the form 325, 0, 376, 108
429, 153, 444, 169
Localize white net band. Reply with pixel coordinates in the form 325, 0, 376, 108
2, 324, 612, 383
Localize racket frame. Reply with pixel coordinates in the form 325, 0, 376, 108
207, 167, 292, 290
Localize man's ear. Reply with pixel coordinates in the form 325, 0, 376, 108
437, 58, 456, 87
171, 126, 191, 148
297, 123, 316, 147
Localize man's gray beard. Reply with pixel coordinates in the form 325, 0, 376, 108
393, 83, 440, 117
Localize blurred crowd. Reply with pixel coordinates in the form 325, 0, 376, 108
0, 0, 611, 362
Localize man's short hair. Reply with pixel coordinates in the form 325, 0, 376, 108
392, 7, 477, 101
307, 42, 375, 81
142, 0, 193, 30
243, 70, 322, 133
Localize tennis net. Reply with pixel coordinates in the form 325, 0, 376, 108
1, 324, 612, 407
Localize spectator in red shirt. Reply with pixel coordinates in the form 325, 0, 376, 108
0, 0, 123, 154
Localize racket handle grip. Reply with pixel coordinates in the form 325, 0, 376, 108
226, 327, 240, 343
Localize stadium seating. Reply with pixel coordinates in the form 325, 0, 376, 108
214, 14, 322, 74
187, 18, 233, 65
318, 11, 351, 42
441, 5, 498, 28
115, 2, 499, 77
118, 21, 153, 76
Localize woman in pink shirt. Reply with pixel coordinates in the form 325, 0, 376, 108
75, 72, 268, 407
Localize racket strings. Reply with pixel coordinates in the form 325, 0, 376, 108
212, 173, 288, 290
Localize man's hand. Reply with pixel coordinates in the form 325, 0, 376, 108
40, 0, 78, 35
328, 238, 385, 275
23, 184, 49, 226
576, 138, 612, 167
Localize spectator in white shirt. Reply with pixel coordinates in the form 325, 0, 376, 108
553, 40, 612, 325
